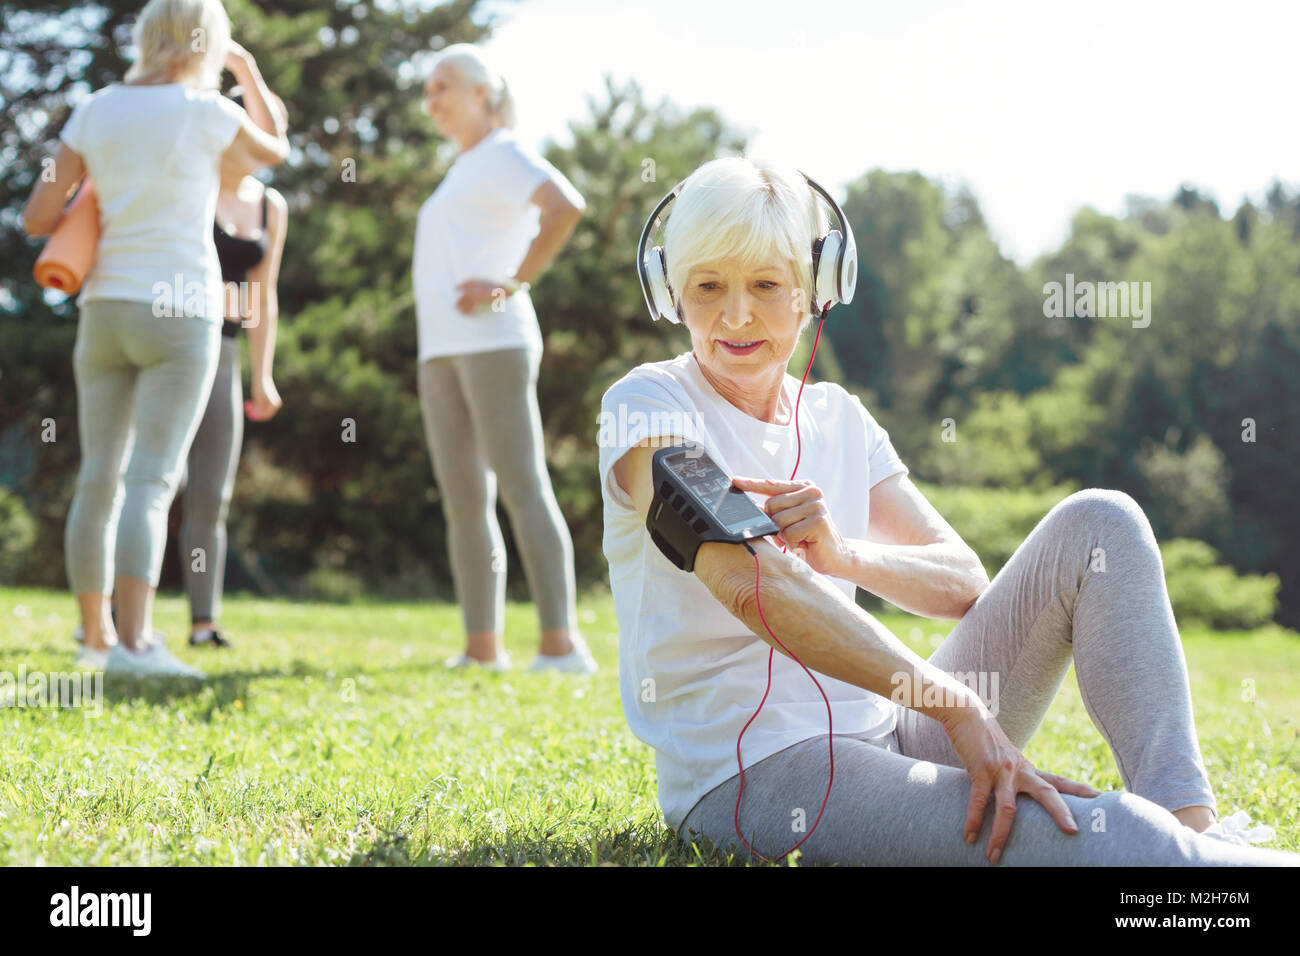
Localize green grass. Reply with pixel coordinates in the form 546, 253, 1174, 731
0, 585, 1297, 865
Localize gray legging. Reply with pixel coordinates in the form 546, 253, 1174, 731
65, 298, 220, 592
176, 335, 243, 623
679, 490, 1300, 866
417, 346, 576, 635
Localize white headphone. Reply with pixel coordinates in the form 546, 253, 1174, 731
636, 169, 858, 324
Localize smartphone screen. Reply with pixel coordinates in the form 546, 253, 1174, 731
662, 449, 773, 535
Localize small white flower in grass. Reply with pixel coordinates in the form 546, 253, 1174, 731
12, 605, 29, 618
580, 609, 597, 624
573, 688, 586, 700
194, 836, 215, 853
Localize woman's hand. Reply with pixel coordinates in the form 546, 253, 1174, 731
245, 377, 282, 421
454, 279, 507, 315
942, 704, 1102, 862
730, 477, 850, 576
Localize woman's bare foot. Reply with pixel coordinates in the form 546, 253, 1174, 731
1172, 805, 1216, 832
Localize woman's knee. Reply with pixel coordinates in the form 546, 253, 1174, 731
1056, 488, 1145, 524
182, 483, 232, 529
496, 466, 553, 515
438, 478, 492, 523
72, 468, 123, 515
1045, 488, 1157, 555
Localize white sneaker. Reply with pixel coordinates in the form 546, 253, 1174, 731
444, 651, 512, 672
527, 635, 598, 675
1199, 810, 1276, 847
74, 645, 110, 670
106, 642, 206, 679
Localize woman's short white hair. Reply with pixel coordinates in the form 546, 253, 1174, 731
124, 0, 230, 91
430, 43, 517, 130
664, 156, 829, 332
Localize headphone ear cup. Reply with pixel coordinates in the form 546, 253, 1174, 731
814, 230, 843, 311
839, 227, 857, 305
645, 246, 680, 323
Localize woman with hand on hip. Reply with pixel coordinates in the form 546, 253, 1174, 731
413, 44, 594, 673
20, 0, 288, 676
177, 86, 289, 650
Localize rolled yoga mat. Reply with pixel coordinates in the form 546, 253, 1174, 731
33, 178, 100, 295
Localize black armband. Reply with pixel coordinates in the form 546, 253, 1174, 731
645, 445, 780, 572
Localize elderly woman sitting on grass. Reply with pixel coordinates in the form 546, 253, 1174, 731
597, 156, 1299, 866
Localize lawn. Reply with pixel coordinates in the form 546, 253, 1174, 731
0, 585, 1297, 865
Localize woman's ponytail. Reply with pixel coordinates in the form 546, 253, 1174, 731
493, 75, 517, 131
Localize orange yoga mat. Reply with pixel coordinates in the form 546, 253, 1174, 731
33, 178, 100, 295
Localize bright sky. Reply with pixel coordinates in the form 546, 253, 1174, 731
476, 0, 1299, 263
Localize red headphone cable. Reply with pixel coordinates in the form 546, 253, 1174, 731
732, 312, 834, 864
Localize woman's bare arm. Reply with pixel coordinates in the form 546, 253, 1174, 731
611, 438, 983, 726
511, 178, 584, 285
21, 142, 86, 236
220, 50, 288, 177
839, 473, 990, 620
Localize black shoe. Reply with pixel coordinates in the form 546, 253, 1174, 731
189, 628, 232, 649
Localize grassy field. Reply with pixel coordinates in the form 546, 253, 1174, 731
0, 585, 1297, 865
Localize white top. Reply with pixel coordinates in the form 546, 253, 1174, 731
58, 83, 245, 321
412, 127, 564, 361
597, 351, 909, 829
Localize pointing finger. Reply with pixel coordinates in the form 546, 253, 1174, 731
731, 477, 806, 495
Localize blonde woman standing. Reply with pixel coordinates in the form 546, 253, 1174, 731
20, 0, 288, 676
414, 44, 593, 673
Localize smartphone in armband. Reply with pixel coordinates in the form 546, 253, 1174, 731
646, 445, 780, 572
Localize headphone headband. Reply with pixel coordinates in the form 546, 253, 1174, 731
636, 168, 857, 324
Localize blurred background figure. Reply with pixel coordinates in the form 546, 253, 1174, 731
175, 86, 289, 651
413, 43, 594, 673
20, 0, 288, 676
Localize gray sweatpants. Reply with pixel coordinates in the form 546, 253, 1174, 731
679, 490, 1300, 866
65, 298, 220, 592
417, 347, 576, 634
177, 335, 243, 623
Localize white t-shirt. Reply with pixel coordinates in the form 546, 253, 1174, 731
58, 83, 245, 321
412, 127, 564, 361
597, 351, 910, 830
